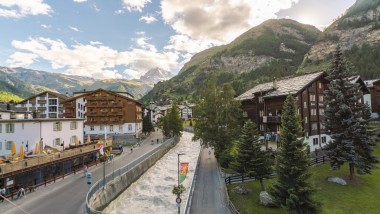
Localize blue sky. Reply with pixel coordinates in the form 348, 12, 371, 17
0, 0, 355, 80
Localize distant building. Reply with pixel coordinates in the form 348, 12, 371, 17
177, 104, 194, 120
63, 88, 143, 138
0, 117, 84, 155
16, 91, 69, 119
364, 79, 380, 118
0, 103, 32, 120
238, 72, 369, 152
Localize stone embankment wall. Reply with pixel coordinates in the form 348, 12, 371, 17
89, 138, 179, 212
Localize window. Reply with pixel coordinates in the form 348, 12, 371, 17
304, 117, 308, 124
128, 124, 132, 131
39, 104, 45, 107
312, 122, 318, 130
100, 125, 104, 131
0, 141, 2, 150
319, 95, 324, 102
83, 98, 86, 102
0, 114, 2, 119
259, 110, 264, 117
54, 138, 61, 146
320, 122, 325, 130
0, 124, 2, 133
40, 97, 45, 100
322, 136, 326, 143
53, 122, 62, 131
119, 125, 123, 132
110, 125, 114, 131
319, 109, 325, 116
311, 109, 317, 116
6, 124, 15, 133
258, 96, 263, 103
31, 104, 36, 107
78, 112, 80, 117
319, 83, 322, 89
242, 111, 248, 117
309, 94, 316, 102
49, 106, 57, 112
22, 123, 24, 130
78, 103, 80, 109
90, 126, 94, 131
304, 102, 307, 108
313, 138, 318, 145
260, 124, 265, 131
6, 141, 13, 150
71, 136, 76, 144
49, 99, 57, 105
70, 121, 77, 130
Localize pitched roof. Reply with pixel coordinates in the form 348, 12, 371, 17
73, 90, 134, 98
17, 91, 69, 104
364, 79, 380, 87
0, 103, 29, 113
63, 88, 141, 105
237, 72, 325, 101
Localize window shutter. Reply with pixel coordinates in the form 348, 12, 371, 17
6, 124, 9, 133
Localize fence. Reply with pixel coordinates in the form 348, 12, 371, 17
85, 137, 177, 214
183, 147, 202, 214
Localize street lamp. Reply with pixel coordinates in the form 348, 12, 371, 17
177, 153, 185, 214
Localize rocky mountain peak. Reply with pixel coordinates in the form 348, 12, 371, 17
137, 67, 174, 84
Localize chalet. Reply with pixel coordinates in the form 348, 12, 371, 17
0, 103, 31, 120
16, 91, 69, 119
238, 72, 369, 152
62, 88, 143, 138
364, 79, 380, 118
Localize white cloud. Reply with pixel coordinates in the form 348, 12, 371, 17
6, 52, 38, 67
0, 0, 53, 18
164, 34, 215, 54
69, 26, 80, 32
91, 3, 100, 12
7, 37, 180, 79
139, 14, 157, 24
41, 24, 51, 29
73, 0, 87, 2
161, 0, 298, 43
122, 0, 151, 12
135, 31, 145, 35
114, 9, 124, 15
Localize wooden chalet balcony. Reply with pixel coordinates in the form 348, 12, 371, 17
86, 102, 100, 107
37, 100, 47, 104
108, 111, 123, 116
86, 95, 115, 101
108, 102, 123, 107
263, 116, 281, 124
64, 102, 75, 107
85, 120, 123, 125
87, 111, 105, 116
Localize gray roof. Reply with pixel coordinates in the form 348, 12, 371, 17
0, 103, 29, 113
364, 79, 380, 87
237, 72, 325, 101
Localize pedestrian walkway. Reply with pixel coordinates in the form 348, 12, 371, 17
0, 130, 163, 214
190, 148, 229, 214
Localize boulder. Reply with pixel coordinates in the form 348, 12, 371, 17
260, 191, 276, 207
233, 186, 248, 195
327, 176, 347, 185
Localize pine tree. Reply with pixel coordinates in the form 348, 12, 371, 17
234, 120, 272, 191
323, 46, 378, 179
269, 94, 320, 214
193, 75, 241, 161
142, 114, 153, 135
162, 104, 183, 138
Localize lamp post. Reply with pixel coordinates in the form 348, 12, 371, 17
177, 153, 185, 214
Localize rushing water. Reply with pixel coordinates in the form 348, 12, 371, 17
104, 132, 201, 214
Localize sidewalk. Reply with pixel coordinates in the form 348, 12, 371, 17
190, 148, 229, 214
0, 130, 163, 214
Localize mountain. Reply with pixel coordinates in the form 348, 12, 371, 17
140, 19, 321, 105
0, 66, 153, 101
134, 67, 174, 84
0, 79, 33, 102
299, 0, 380, 79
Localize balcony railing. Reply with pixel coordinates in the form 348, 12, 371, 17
86, 95, 115, 101
263, 116, 281, 123
108, 111, 123, 116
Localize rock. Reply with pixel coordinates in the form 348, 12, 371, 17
233, 186, 248, 195
259, 191, 276, 207
327, 176, 347, 185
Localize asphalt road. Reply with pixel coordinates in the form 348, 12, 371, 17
189, 148, 229, 214
0, 131, 163, 214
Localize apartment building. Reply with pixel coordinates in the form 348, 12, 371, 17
238, 72, 369, 152
63, 88, 143, 137
16, 91, 69, 118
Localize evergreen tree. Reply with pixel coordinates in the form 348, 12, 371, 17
162, 104, 183, 138
323, 46, 378, 180
142, 114, 154, 135
234, 120, 272, 191
269, 94, 320, 214
193, 75, 241, 162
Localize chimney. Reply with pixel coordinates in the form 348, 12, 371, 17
273, 77, 277, 89
6, 103, 10, 110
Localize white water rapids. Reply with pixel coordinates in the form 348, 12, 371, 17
104, 132, 201, 214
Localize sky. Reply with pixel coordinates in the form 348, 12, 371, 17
0, 0, 356, 80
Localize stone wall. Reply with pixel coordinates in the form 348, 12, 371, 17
88, 137, 179, 212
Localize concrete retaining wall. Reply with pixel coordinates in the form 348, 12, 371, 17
89, 137, 179, 212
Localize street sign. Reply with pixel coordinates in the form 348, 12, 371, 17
176, 203, 181, 208
87, 173, 92, 185
176, 198, 181, 204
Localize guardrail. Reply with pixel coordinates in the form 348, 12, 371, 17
85, 137, 177, 214
183, 146, 202, 214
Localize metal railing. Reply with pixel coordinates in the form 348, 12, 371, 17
183, 147, 202, 214
85, 137, 177, 214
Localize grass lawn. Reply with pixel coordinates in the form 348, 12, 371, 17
183, 120, 194, 127
227, 134, 380, 214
